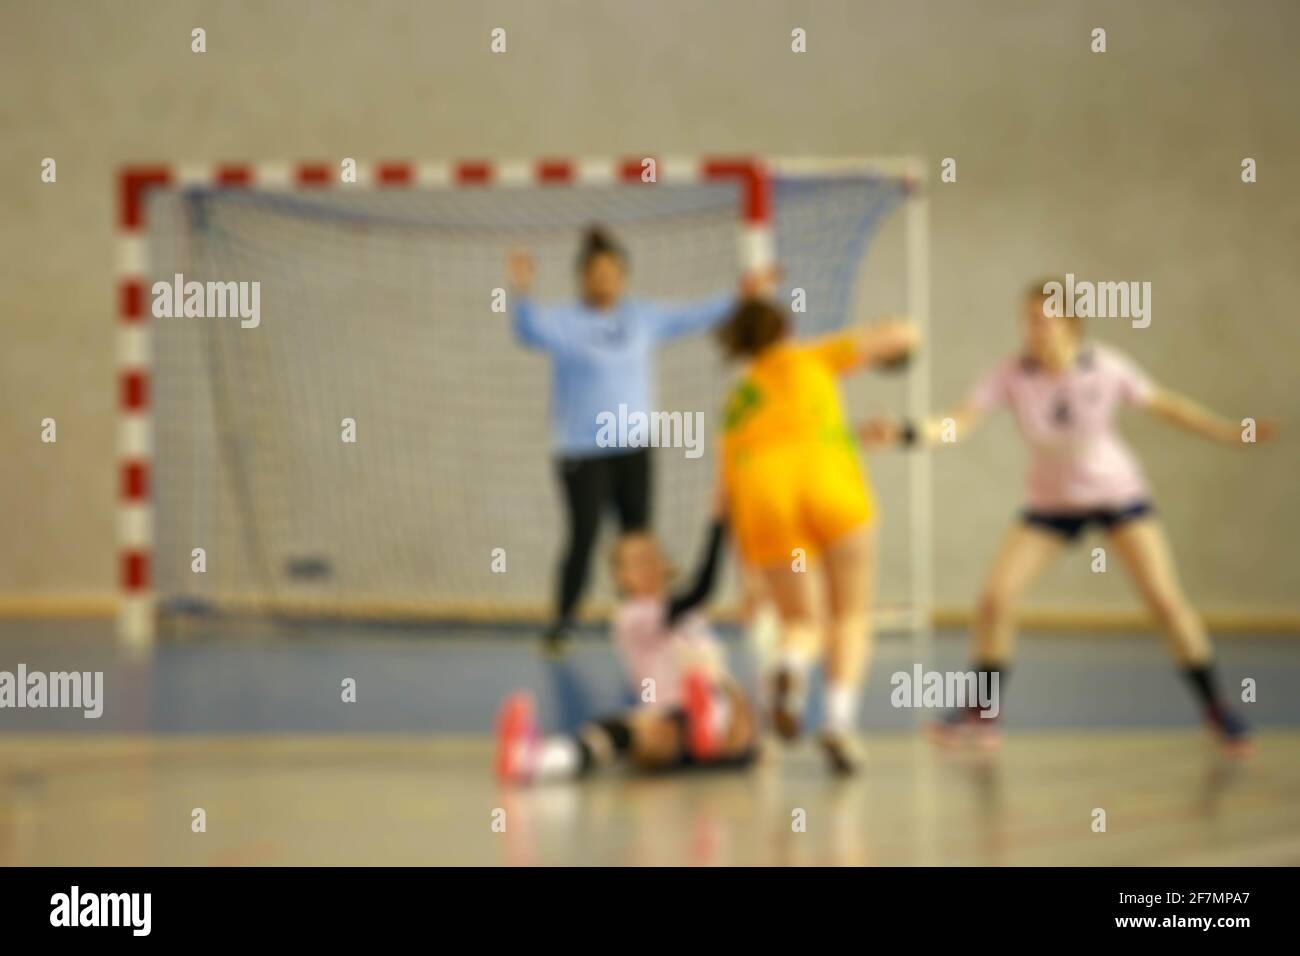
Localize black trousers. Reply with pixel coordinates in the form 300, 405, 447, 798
553, 447, 651, 628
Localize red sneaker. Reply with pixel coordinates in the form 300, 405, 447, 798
495, 692, 540, 783
682, 669, 721, 760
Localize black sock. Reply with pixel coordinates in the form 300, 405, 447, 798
574, 736, 595, 773
973, 659, 1009, 717
574, 717, 634, 774
594, 717, 633, 752
1182, 664, 1222, 715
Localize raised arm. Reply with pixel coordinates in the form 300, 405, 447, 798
1145, 386, 1279, 446
506, 250, 565, 351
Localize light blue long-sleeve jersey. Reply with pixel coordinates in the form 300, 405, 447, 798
512, 293, 734, 456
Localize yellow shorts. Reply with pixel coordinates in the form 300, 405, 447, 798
726, 444, 876, 568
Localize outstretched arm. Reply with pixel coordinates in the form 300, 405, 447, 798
1145, 386, 1279, 446
812, 317, 920, 376
860, 357, 1010, 450
651, 265, 781, 342
858, 401, 989, 450
652, 293, 736, 342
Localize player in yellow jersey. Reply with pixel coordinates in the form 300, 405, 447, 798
716, 298, 918, 774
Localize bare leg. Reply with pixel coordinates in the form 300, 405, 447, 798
758, 557, 822, 740
740, 564, 781, 672
758, 557, 822, 664
1105, 517, 1210, 665
973, 522, 1068, 662
931, 522, 1066, 747
822, 526, 877, 689
817, 525, 877, 773
1105, 517, 1250, 752
626, 711, 684, 769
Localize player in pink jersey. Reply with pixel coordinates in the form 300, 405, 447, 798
862, 281, 1278, 755
496, 485, 759, 783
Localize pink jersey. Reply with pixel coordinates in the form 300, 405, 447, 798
966, 344, 1155, 511
612, 598, 724, 710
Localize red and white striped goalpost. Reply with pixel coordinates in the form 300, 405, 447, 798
116, 156, 928, 649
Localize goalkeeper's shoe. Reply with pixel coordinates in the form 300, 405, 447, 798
540, 623, 574, 660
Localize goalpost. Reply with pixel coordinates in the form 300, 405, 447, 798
116, 155, 931, 662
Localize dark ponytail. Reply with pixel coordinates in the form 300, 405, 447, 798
576, 225, 628, 272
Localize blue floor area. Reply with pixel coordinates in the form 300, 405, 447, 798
1, 619, 1297, 734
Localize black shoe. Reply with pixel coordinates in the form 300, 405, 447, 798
541, 624, 574, 659
818, 731, 865, 776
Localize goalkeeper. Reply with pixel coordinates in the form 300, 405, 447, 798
506, 226, 772, 656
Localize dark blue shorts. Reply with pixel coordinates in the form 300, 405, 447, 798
1021, 501, 1153, 543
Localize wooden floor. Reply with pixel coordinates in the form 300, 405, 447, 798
2, 731, 1298, 866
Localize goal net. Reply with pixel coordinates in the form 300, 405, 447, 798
123, 159, 922, 638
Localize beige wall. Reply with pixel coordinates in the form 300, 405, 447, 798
1, 0, 1296, 615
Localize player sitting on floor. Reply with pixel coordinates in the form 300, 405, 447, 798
496, 494, 758, 783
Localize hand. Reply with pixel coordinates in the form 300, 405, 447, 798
507, 250, 535, 292
739, 262, 782, 299
857, 417, 901, 449
870, 316, 920, 364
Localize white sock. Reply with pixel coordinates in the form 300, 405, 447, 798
779, 646, 811, 678
824, 684, 858, 734
747, 605, 781, 666
533, 736, 582, 781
